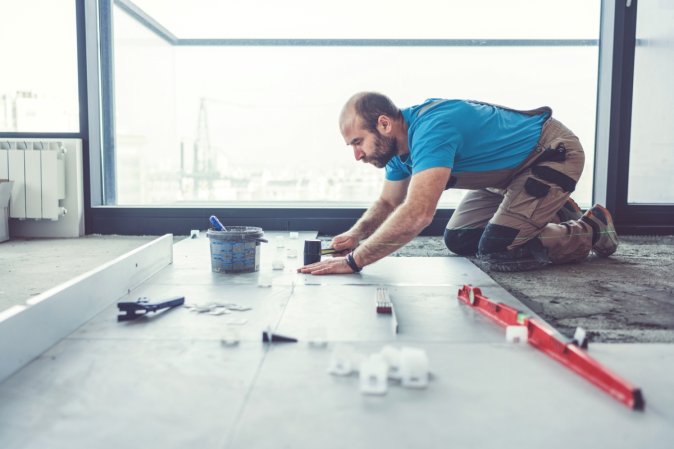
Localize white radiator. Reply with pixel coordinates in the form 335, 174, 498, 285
0, 139, 83, 238
0, 140, 67, 220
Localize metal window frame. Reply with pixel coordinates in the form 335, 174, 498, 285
595, 0, 674, 234
88, 206, 453, 236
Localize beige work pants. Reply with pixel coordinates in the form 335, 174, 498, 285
446, 118, 593, 264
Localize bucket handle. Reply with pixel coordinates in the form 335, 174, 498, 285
256, 238, 268, 244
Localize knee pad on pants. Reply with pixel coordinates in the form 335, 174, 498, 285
443, 228, 483, 256
477, 223, 520, 255
477, 237, 550, 272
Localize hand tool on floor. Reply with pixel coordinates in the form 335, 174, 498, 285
375, 286, 398, 334
117, 296, 185, 322
262, 327, 298, 343
304, 239, 322, 265
303, 240, 342, 263
375, 286, 393, 313
457, 285, 644, 410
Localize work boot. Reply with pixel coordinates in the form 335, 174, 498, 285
580, 204, 619, 257
557, 197, 583, 222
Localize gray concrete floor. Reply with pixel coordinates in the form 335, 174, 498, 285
1, 233, 673, 343
3, 239, 671, 449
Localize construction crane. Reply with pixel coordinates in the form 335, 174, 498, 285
180, 97, 220, 196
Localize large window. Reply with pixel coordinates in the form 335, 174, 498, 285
0, 0, 79, 133
627, 0, 674, 204
107, 0, 600, 207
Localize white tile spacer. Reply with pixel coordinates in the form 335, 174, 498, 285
399, 347, 430, 389
505, 325, 529, 344
272, 258, 285, 270
573, 326, 589, 349
189, 229, 199, 239
289, 231, 299, 239
359, 354, 388, 395
380, 345, 402, 380
307, 326, 328, 348
221, 328, 240, 347
286, 247, 298, 258
328, 345, 357, 376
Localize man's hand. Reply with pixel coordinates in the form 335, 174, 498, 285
330, 233, 359, 254
297, 257, 355, 275
327, 179, 408, 256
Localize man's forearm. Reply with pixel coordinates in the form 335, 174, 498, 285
349, 198, 397, 240
353, 203, 430, 267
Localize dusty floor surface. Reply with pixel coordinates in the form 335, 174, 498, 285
0, 235, 157, 313
388, 235, 674, 343
1, 234, 673, 343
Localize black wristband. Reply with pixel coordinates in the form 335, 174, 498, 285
345, 252, 363, 273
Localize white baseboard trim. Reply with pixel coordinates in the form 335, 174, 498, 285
0, 234, 173, 382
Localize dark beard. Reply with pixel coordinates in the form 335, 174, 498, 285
367, 133, 398, 168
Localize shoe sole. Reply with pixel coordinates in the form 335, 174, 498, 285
591, 205, 619, 257
479, 258, 549, 272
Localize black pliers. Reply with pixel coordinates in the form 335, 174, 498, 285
117, 296, 185, 322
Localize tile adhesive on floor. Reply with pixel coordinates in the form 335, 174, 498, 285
0, 231, 673, 449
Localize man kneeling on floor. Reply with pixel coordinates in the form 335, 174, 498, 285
298, 92, 618, 275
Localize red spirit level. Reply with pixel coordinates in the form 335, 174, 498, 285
457, 285, 644, 410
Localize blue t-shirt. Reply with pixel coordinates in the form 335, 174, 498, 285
385, 99, 548, 181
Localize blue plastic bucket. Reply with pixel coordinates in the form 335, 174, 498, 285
207, 226, 265, 273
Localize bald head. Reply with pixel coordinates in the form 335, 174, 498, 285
339, 92, 401, 134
